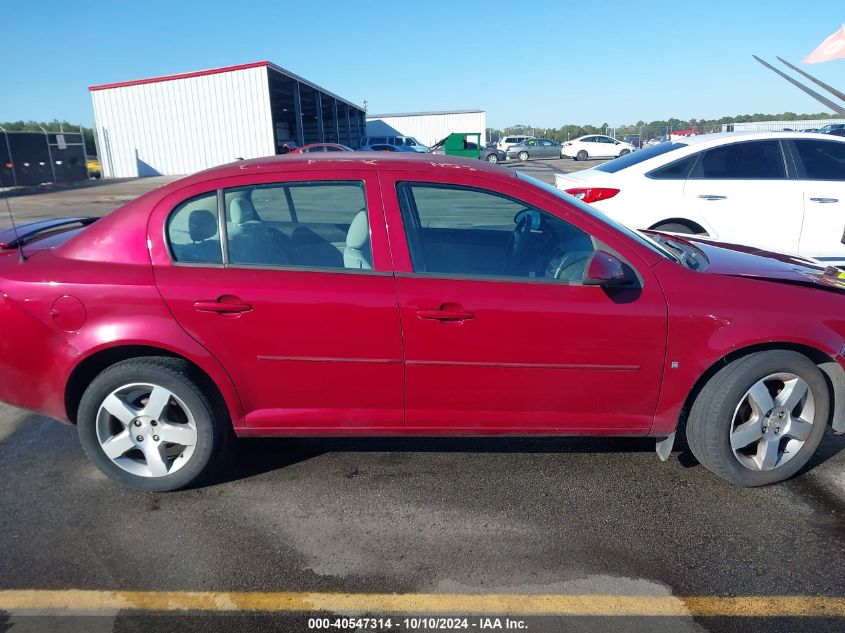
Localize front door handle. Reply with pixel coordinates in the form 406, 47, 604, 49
698, 194, 727, 201
809, 197, 839, 204
193, 299, 253, 314
416, 306, 475, 322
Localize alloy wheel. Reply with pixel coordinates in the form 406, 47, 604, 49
729, 373, 815, 471
95, 382, 198, 477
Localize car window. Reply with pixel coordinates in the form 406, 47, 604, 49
597, 141, 688, 173
396, 182, 596, 282
167, 191, 222, 264
646, 153, 699, 179
541, 140, 554, 146
222, 181, 371, 270
691, 140, 786, 179
793, 139, 845, 180
582, 137, 595, 143
325, 145, 343, 152
371, 137, 387, 145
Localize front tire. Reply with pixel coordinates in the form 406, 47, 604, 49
518, 151, 529, 161
77, 357, 227, 492
619, 149, 630, 156
687, 351, 828, 486
486, 153, 499, 163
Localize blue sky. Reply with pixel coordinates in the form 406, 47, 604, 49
2, 0, 843, 128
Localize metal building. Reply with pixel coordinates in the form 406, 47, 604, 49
365, 110, 486, 148
90, 61, 366, 178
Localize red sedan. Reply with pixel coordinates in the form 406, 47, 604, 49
0, 153, 843, 491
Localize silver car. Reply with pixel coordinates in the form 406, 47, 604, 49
506, 138, 562, 161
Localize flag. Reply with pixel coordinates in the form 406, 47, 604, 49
805, 25, 845, 64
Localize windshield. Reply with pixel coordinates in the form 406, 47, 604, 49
594, 141, 688, 173
517, 172, 681, 263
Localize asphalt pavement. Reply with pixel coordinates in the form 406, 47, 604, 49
0, 160, 843, 633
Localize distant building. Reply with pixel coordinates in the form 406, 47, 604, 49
90, 61, 366, 178
721, 118, 845, 132
366, 110, 486, 148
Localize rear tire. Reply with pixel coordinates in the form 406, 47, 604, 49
687, 351, 828, 486
576, 150, 588, 161
77, 357, 227, 492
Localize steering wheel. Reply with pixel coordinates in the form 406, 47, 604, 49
502, 213, 532, 273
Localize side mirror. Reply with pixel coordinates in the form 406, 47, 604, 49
582, 250, 634, 287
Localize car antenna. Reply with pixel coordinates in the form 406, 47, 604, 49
0, 182, 26, 262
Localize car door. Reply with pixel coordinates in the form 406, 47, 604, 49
379, 170, 668, 433
150, 171, 404, 431
791, 138, 845, 266
682, 139, 803, 254
539, 139, 557, 158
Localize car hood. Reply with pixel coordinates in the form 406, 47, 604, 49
670, 234, 845, 291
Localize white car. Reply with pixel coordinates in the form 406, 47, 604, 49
554, 131, 845, 267
496, 135, 534, 153
561, 135, 637, 160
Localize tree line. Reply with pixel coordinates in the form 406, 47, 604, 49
486, 111, 842, 142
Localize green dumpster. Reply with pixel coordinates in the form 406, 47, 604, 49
443, 133, 482, 159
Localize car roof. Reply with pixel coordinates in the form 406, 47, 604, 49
667, 130, 845, 145
164, 152, 516, 190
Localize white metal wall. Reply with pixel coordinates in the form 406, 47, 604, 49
722, 118, 845, 132
91, 66, 275, 178
365, 111, 486, 148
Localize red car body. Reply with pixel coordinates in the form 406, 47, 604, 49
1, 153, 844, 445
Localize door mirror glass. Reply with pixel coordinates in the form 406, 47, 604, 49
582, 250, 634, 286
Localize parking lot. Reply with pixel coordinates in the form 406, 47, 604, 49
0, 159, 843, 633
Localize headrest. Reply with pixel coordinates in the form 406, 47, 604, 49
230, 197, 259, 225
346, 209, 369, 249
188, 209, 217, 242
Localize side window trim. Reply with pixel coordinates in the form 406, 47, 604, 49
216, 188, 229, 264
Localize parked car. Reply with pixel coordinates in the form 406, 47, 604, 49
361, 136, 429, 152
554, 131, 845, 267
431, 133, 506, 163
1, 153, 844, 491
645, 136, 668, 147
506, 138, 562, 161
623, 134, 642, 149
291, 143, 354, 153
496, 135, 534, 152
562, 135, 637, 160
819, 124, 845, 138
369, 144, 417, 152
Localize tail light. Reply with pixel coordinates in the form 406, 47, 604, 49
563, 142, 572, 146
564, 187, 620, 203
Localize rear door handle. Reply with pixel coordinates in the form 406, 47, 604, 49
193, 300, 253, 314
416, 308, 475, 322
809, 197, 839, 203
698, 194, 727, 200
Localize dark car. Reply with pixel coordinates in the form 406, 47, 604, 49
0, 153, 844, 491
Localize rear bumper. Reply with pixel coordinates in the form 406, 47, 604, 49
0, 292, 77, 422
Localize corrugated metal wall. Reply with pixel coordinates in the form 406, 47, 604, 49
365, 111, 486, 148
722, 118, 845, 132
92, 66, 274, 178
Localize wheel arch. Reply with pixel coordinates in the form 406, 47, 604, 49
64, 345, 233, 427
677, 342, 845, 438
649, 218, 708, 234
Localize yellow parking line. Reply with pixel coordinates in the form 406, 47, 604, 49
0, 591, 843, 617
